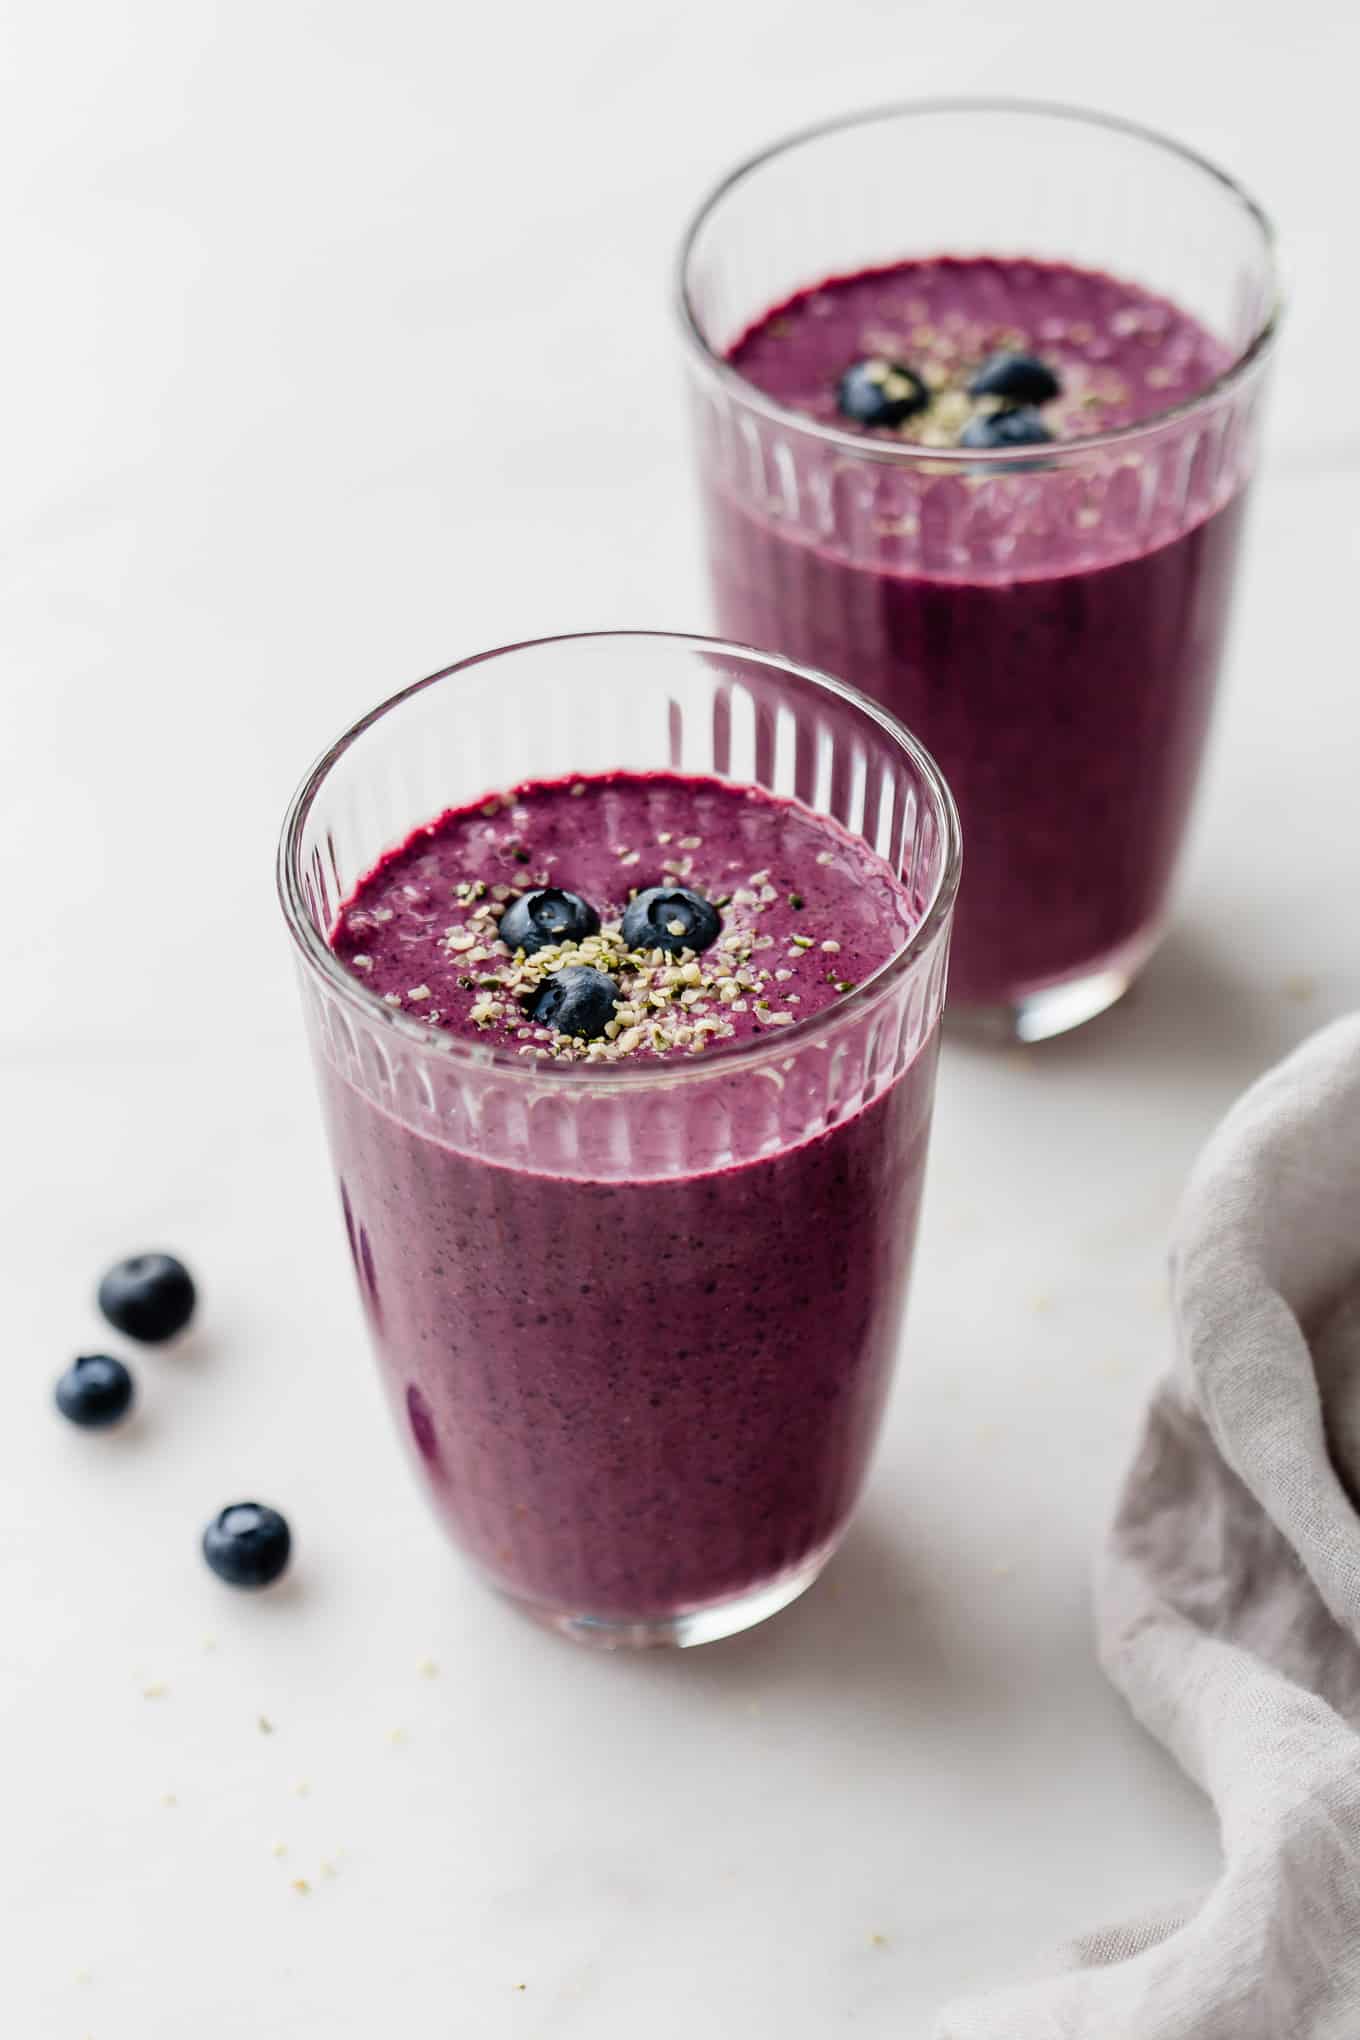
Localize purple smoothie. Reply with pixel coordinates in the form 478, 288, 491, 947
702, 256, 1250, 1008
324, 772, 937, 1623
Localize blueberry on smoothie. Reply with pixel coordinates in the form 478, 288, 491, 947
967, 350, 1062, 405
202, 1503, 292, 1588
55, 1353, 134, 1429
836, 357, 929, 428
621, 886, 721, 957
97, 1253, 196, 1343
530, 965, 619, 1040
499, 887, 600, 956
960, 406, 1054, 450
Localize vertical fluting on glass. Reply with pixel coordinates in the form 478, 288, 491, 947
283, 636, 957, 1185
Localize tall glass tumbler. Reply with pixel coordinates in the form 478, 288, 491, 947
679, 101, 1279, 1041
278, 633, 960, 1648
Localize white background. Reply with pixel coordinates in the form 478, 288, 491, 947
4, 2, 1358, 2034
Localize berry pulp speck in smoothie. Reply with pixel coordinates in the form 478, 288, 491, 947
324, 771, 940, 1625
702, 256, 1253, 1008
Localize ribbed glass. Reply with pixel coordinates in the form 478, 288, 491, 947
678, 101, 1279, 1038
278, 633, 960, 1646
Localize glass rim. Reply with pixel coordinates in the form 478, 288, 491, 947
276, 629, 963, 1088
675, 96, 1283, 466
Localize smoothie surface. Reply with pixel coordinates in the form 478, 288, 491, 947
332, 771, 917, 1061
727, 255, 1231, 446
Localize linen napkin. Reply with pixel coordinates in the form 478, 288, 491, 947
937, 1012, 1360, 2040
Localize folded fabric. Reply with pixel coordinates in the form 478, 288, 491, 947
937, 1013, 1360, 2040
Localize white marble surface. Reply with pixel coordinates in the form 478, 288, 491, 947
5, 2, 1359, 2033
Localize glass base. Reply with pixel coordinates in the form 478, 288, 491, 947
496, 1547, 832, 1651
949, 929, 1164, 1045
950, 964, 1132, 1045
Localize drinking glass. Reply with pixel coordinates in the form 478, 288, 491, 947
679, 101, 1279, 1040
278, 632, 959, 1646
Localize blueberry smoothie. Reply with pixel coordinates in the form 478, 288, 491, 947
322, 771, 940, 1628
699, 255, 1253, 1011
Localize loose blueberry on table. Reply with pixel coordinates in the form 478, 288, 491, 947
55, 1352, 135, 1429
97, 1252, 196, 1343
203, 1502, 292, 1589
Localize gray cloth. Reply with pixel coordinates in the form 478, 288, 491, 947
936, 1013, 1360, 2040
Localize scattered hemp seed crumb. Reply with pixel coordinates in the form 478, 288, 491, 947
820, 939, 841, 953
292, 1879, 311, 1897
791, 934, 814, 950
142, 1682, 169, 1700
787, 892, 804, 909
291, 1779, 311, 1798
387, 1727, 408, 1747
871, 1932, 888, 1949
161, 1792, 178, 1808
406, 985, 432, 1002
569, 782, 586, 797
258, 1715, 274, 1735
202, 1635, 217, 1652
320, 1858, 340, 1880
417, 1657, 439, 1679
271, 1841, 288, 1859
815, 849, 834, 865
351, 954, 373, 971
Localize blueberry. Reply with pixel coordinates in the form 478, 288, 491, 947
967, 351, 1062, 406
54, 1353, 134, 1429
499, 888, 600, 956
621, 886, 722, 957
202, 1503, 292, 1589
960, 406, 1055, 450
530, 965, 619, 1040
836, 357, 929, 428
97, 1253, 196, 1343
